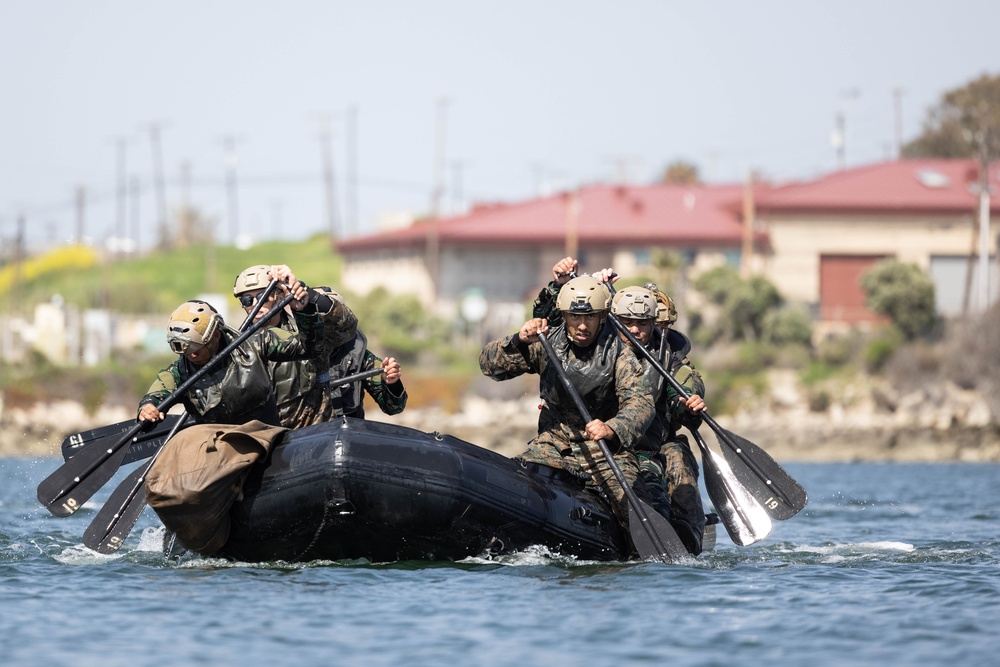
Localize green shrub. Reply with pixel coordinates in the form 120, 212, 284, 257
861, 259, 937, 340
762, 305, 813, 346
817, 334, 854, 367
865, 330, 903, 372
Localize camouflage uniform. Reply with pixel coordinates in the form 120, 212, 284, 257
138, 310, 323, 427
269, 287, 358, 429
633, 327, 707, 553
535, 279, 707, 553
479, 321, 654, 519
328, 330, 408, 419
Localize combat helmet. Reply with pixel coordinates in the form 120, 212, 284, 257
643, 282, 678, 326
233, 265, 271, 296
555, 275, 610, 313
166, 300, 222, 354
611, 285, 657, 320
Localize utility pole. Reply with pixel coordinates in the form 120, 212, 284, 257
149, 122, 170, 250
430, 97, 449, 219
451, 160, 466, 215
978, 157, 992, 311
222, 136, 241, 243
13, 213, 24, 315
741, 168, 756, 278
270, 200, 284, 240
427, 97, 449, 303
130, 175, 141, 253
75, 186, 86, 245
893, 87, 906, 159
346, 105, 358, 238
174, 160, 192, 248
832, 88, 861, 169
565, 189, 581, 260
113, 137, 128, 243
316, 113, 338, 246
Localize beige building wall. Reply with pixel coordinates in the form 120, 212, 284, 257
762, 212, 990, 305
341, 250, 434, 308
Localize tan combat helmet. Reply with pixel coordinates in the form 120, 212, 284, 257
611, 285, 657, 320
643, 282, 678, 326
555, 275, 611, 313
166, 300, 222, 354
233, 265, 271, 296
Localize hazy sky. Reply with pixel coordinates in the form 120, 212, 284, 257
2, 1, 998, 251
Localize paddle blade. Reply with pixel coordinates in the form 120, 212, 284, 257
83, 463, 150, 554
62, 416, 178, 464
716, 427, 808, 521
701, 446, 772, 546
37, 423, 140, 517
628, 498, 691, 564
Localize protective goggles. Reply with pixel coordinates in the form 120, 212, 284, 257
168, 338, 205, 355
237, 291, 274, 308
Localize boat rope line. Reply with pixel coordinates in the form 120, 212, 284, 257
290, 500, 337, 563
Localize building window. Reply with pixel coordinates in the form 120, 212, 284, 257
634, 248, 651, 266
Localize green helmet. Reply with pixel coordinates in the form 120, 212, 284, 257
166, 300, 222, 354
555, 275, 610, 313
233, 265, 271, 296
643, 282, 678, 326
611, 286, 657, 320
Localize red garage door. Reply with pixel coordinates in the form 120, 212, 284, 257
819, 254, 889, 323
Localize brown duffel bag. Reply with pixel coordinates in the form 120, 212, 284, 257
145, 420, 288, 555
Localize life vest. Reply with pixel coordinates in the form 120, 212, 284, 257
540, 321, 623, 425
328, 330, 368, 419
179, 326, 280, 426
269, 313, 316, 410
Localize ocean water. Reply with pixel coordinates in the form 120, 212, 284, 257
1, 455, 997, 667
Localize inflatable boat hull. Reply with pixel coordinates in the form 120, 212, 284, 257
220, 418, 630, 563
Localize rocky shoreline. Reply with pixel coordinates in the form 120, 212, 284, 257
3, 370, 999, 463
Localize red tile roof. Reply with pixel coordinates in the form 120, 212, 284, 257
755, 159, 1000, 214
337, 183, 754, 253
336, 159, 999, 255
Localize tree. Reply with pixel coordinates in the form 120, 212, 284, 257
693, 265, 783, 342
902, 73, 1000, 161
860, 260, 936, 340
661, 160, 701, 185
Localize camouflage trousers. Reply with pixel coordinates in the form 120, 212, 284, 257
636, 434, 706, 535
277, 385, 334, 430
519, 433, 639, 521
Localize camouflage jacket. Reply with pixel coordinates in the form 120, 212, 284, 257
328, 330, 408, 419
479, 323, 654, 452
636, 327, 705, 452
533, 279, 704, 449
270, 287, 358, 427
138, 310, 323, 426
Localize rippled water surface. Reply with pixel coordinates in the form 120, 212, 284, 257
2, 457, 998, 666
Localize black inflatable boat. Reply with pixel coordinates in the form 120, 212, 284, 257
218, 417, 636, 563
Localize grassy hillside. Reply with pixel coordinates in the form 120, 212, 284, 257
1, 235, 343, 315
0, 236, 481, 414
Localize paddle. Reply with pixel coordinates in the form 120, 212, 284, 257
82, 362, 385, 552
36, 287, 299, 517
536, 330, 689, 563
59, 281, 284, 465
690, 428, 771, 545
601, 287, 808, 521
330, 367, 385, 388
80, 279, 293, 551
82, 413, 192, 553
61, 416, 181, 464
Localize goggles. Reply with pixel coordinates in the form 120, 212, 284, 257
238, 291, 274, 308
168, 338, 205, 355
